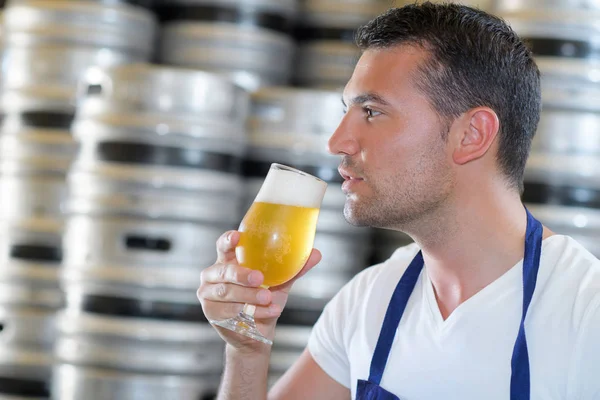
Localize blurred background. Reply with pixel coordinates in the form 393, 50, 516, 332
0, 0, 597, 399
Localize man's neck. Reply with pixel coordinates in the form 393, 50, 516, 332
405, 188, 545, 320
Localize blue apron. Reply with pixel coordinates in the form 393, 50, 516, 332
357, 209, 543, 400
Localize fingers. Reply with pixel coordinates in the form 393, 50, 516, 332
201, 300, 282, 321
201, 262, 264, 287
200, 283, 272, 306
216, 231, 240, 264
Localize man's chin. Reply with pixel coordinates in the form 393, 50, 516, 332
343, 206, 372, 228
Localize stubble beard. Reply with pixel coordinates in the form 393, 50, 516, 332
343, 158, 454, 232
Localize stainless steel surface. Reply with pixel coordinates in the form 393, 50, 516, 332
1, 46, 139, 113
300, 0, 387, 28
0, 119, 76, 220
0, 307, 56, 349
52, 364, 219, 400
269, 326, 311, 387
0, 175, 67, 220
495, 0, 600, 12
247, 86, 341, 168
4, 0, 156, 57
0, 308, 56, 385
63, 214, 227, 274
69, 64, 248, 224
250, 86, 343, 144
156, 0, 297, 90
525, 153, 600, 188
78, 63, 249, 125
526, 59, 600, 188
160, 0, 297, 16
0, 218, 62, 294
55, 311, 224, 375
0, 122, 76, 171
295, 42, 359, 89
533, 110, 600, 154
526, 204, 600, 257
158, 22, 294, 91
498, 7, 600, 43
66, 171, 243, 223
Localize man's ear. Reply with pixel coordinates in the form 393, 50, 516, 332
451, 107, 500, 165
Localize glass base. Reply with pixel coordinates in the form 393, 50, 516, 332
210, 312, 273, 346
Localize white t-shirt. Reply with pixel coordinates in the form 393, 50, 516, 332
308, 235, 600, 399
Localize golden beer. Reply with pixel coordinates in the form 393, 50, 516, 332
211, 163, 326, 345
236, 202, 320, 287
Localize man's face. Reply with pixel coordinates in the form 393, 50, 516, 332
329, 45, 456, 230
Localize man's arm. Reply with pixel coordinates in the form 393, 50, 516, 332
217, 346, 270, 400
218, 348, 350, 400
269, 349, 351, 400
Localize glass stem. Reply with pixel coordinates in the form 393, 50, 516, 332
242, 304, 256, 317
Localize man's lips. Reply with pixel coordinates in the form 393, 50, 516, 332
339, 167, 364, 192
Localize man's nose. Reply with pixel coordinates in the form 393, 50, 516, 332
327, 113, 359, 156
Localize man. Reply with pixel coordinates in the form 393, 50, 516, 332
198, 3, 600, 399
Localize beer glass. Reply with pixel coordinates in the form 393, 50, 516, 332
210, 163, 327, 345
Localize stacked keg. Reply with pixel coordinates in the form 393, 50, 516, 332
293, 0, 388, 89
497, 0, 600, 257
0, 2, 155, 398
245, 87, 372, 381
154, 0, 298, 91
52, 64, 249, 400
0, 218, 61, 400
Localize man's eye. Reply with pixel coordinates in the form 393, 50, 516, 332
365, 108, 381, 118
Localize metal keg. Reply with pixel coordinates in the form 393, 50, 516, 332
0, 111, 77, 220
4, 0, 155, 56
53, 365, 218, 400
522, 60, 600, 256
245, 87, 372, 312
294, 0, 388, 88
0, 307, 55, 391
53, 306, 223, 400
71, 63, 248, 195
526, 205, 600, 257
55, 64, 249, 399
527, 60, 600, 190
61, 213, 231, 305
496, 0, 600, 65
268, 325, 311, 388
2, 0, 156, 110
155, 0, 297, 91
0, 218, 63, 309
0, 218, 62, 400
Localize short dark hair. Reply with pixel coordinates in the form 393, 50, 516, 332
355, 2, 541, 193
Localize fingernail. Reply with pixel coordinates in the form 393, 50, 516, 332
248, 271, 262, 286
227, 232, 233, 242
257, 290, 270, 304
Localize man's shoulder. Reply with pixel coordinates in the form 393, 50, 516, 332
536, 235, 600, 327
541, 235, 600, 285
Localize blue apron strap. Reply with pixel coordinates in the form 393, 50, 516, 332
368, 251, 424, 385
510, 208, 544, 400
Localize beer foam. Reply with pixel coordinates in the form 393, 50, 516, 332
254, 167, 327, 208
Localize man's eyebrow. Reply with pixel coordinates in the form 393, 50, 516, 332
342, 92, 391, 108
